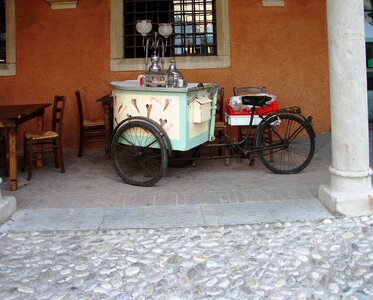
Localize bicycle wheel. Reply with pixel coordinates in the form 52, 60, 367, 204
255, 113, 315, 174
111, 120, 168, 186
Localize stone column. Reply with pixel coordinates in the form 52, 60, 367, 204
319, 0, 373, 216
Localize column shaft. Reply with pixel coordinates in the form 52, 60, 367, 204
319, 0, 373, 216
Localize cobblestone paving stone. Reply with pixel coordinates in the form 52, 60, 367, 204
0, 215, 372, 299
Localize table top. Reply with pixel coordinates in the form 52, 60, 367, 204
96, 94, 113, 104
0, 103, 51, 120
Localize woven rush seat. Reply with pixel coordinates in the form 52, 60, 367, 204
25, 131, 59, 140
83, 119, 105, 127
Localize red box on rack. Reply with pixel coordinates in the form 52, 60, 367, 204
225, 97, 279, 116
224, 97, 279, 126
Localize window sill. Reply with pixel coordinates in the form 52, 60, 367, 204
0, 63, 16, 76
111, 55, 231, 72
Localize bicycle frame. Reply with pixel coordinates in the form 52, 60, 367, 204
191, 105, 314, 162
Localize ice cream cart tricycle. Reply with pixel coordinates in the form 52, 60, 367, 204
110, 80, 316, 186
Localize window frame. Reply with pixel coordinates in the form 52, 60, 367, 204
0, 0, 16, 76
110, 0, 230, 72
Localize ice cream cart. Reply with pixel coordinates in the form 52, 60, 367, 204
110, 80, 218, 186
109, 80, 316, 187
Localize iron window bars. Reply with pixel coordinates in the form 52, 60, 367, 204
123, 0, 217, 59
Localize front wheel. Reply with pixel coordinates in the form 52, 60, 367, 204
111, 120, 168, 186
255, 113, 315, 174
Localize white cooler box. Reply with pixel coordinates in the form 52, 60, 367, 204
225, 114, 262, 126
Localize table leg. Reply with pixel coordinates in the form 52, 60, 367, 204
36, 114, 44, 167
103, 103, 112, 159
8, 127, 17, 191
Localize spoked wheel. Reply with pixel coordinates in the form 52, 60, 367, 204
111, 120, 168, 186
255, 113, 315, 174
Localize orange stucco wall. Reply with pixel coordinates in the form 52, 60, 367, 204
0, 0, 330, 151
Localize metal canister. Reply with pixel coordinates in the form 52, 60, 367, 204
168, 59, 182, 87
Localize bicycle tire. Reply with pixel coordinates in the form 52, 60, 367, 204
110, 120, 168, 186
255, 113, 315, 174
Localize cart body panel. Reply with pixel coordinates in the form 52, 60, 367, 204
111, 81, 218, 151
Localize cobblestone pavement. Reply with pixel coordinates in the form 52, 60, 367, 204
0, 214, 372, 299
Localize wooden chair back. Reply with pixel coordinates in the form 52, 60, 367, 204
232, 86, 267, 142
233, 86, 266, 96
216, 87, 225, 123
75, 90, 105, 157
52, 95, 66, 137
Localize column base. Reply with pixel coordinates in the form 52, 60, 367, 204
319, 184, 373, 216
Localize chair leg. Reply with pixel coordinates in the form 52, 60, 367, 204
0, 151, 8, 177
52, 139, 60, 168
78, 131, 83, 157
0, 138, 8, 177
27, 141, 33, 181
224, 128, 230, 166
3, 160, 8, 177
22, 136, 27, 173
268, 128, 274, 162
58, 140, 65, 173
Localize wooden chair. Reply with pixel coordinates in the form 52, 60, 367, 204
22, 96, 66, 180
233, 86, 267, 141
75, 90, 105, 157
214, 87, 230, 165
0, 135, 8, 177
233, 86, 266, 96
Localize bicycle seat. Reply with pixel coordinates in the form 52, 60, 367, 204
241, 95, 273, 108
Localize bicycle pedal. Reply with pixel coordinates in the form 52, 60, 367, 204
249, 157, 255, 166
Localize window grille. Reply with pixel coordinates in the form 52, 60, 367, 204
123, 0, 217, 59
0, 0, 5, 63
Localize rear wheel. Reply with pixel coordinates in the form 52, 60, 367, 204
255, 113, 315, 174
111, 121, 168, 186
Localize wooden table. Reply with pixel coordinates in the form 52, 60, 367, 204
96, 95, 113, 158
0, 103, 51, 191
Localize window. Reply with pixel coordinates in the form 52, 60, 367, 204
0, 0, 15, 76
110, 0, 230, 71
123, 0, 217, 59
